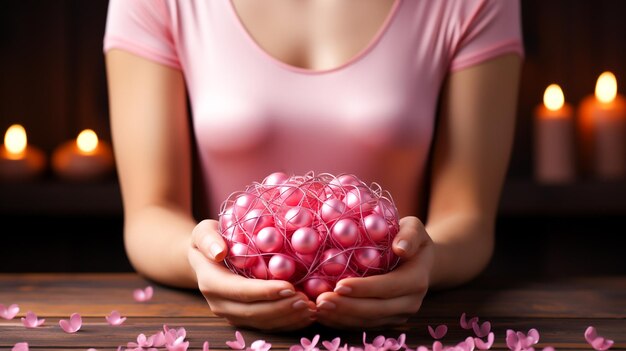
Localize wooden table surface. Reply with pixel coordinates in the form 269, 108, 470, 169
1, 273, 625, 350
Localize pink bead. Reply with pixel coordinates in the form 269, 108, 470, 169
331, 218, 359, 247
241, 208, 274, 234
291, 227, 320, 254
320, 249, 348, 276
229, 242, 258, 269
233, 192, 262, 217
250, 257, 270, 279
219, 205, 235, 230
282, 206, 314, 231
303, 278, 333, 300
320, 198, 346, 223
255, 226, 284, 253
373, 197, 398, 219
262, 171, 289, 186
344, 187, 375, 212
268, 254, 296, 280
354, 248, 381, 271
278, 184, 305, 206
222, 225, 249, 244
362, 213, 389, 242
295, 252, 317, 265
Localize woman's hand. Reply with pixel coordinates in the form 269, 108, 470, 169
314, 216, 434, 328
188, 220, 316, 331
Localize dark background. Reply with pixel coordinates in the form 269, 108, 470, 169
1, 1, 625, 276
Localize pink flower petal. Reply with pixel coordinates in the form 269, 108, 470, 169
167, 336, 189, 351
460, 312, 479, 330
416, 347, 429, 351
542, 348, 555, 351
427, 325, 448, 340
432, 341, 443, 351
472, 321, 491, 338
133, 286, 154, 302
585, 326, 614, 351
203, 341, 210, 351
226, 331, 246, 350
21, 311, 45, 328
1, 304, 20, 320
250, 340, 272, 351
323, 338, 341, 351
474, 332, 495, 350
12, 342, 29, 351
59, 313, 82, 333
105, 310, 127, 326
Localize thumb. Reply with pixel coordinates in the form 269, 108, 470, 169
391, 216, 427, 259
192, 219, 228, 262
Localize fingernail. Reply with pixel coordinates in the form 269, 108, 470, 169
209, 242, 224, 259
396, 239, 410, 253
317, 301, 336, 310
279, 289, 295, 297
292, 300, 308, 309
334, 285, 352, 295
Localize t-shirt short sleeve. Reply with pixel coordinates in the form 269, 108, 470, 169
450, 0, 524, 72
103, 0, 181, 69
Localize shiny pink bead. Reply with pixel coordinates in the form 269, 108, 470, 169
255, 226, 284, 253
278, 184, 305, 206
219, 205, 235, 230
282, 206, 313, 231
291, 227, 320, 254
344, 187, 375, 212
373, 197, 397, 219
331, 218, 359, 247
268, 254, 296, 280
320, 249, 348, 276
354, 248, 381, 271
223, 225, 248, 244
233, 192, 262, 217
241, 208, 274, 234
362, 213, 389, 242
229, 242, 258, 269
295, 252, 317, 265
303, 278, 333, 300
262, 171, 289, 186
250, 257, 270, 279
320, 198, 346, 223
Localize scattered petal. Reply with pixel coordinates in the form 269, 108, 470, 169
460, 313, 479, 330
167, 335, 190, 351
416, 347, 429, 351
1, 304, 20, 320
59, 313, 82, 333
323, 338, 341, 351
542, 348, 555, 351
87, 349, 98, 351
432, 341, 443, 351
105, 310, 127, 326
203, 341, 210, 351
21, 311, 45, 328
250, 340, 272, 351
227, 331, 246, 350
133, 286, 154, 302
384, 334, 406, 351
12, 342, 29, 351
585, 326, 614, 351
474, 332, 495, 350
472, 321, 491, 338
428, 325, 448, 340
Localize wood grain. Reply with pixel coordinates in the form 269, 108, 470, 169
1, 273, 625, 350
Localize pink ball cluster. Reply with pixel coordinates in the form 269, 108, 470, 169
218, 171, 401, 299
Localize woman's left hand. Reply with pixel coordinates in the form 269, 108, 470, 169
315, 216, 434, 328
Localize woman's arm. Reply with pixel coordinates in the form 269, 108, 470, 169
314, 53, 522, 328
426, 53, 522, 289
105, 49, 197, 287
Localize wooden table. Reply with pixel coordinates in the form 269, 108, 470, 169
1, 273, 625, 350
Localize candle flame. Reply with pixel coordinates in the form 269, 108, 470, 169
4, 124, 27, 156
543, 84, 564, 111
76, 129, 99, 153
595, 71, 617, 103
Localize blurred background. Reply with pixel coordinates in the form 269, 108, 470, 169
1, 1, 625, 276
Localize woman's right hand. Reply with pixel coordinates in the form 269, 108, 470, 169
188, 220, 316, 331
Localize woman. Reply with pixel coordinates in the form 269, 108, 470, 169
103, 0, 523, 330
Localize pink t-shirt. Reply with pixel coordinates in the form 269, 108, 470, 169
103, 0, 524, 218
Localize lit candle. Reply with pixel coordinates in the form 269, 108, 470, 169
51, 129, 115, 182
533, 84, 576, 183
0, 124, 46, 181
578, 71, 626, 179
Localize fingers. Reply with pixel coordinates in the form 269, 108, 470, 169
217, 295, 316, 330
189, 248, 296, 302
316, 293, 422, 321
392, 216, 430, 258
192, 219, 227, 261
